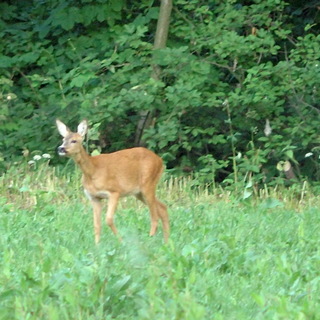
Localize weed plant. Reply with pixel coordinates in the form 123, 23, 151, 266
0, 162, 320, 319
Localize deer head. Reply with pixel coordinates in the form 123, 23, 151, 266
56, 119, 88, 157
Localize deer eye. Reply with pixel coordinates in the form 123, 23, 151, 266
71, 140, 77, 144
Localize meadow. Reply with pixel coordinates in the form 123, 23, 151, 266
0, 160, 320, 320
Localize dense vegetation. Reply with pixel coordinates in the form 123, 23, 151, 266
1, 164, 320, 319
0, 0, 320, 186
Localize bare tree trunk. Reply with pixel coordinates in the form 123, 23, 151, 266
134, 0, 173, 146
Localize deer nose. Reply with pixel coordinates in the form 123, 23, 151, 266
57, 146, 66, 155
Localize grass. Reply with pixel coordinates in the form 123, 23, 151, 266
0, 162, 320, 319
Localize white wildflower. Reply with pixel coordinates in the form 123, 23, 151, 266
28, 160, 35, 165
264, 119, 272, 137
305, 152, 313, 158
33, 155, 42, 161
42, 153, 51, 159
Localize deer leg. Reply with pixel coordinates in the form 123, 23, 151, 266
156, 199, 170, 243
136, 192, 158, 236
141, 191, 160, 237
149, 210, 159, 237
105, 192, 120, 236
92, 199, 102, 244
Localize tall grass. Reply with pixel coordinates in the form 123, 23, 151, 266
0, 162, 320, 319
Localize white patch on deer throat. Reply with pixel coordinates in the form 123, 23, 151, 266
84, 189, 110, 200
96, 191, 110, 199
84, 189, 93, 200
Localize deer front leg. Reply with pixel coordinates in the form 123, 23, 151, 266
91, 199, 102, 244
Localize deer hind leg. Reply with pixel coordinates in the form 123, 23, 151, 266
105, 192, 120, 237
91, 198, 102, 244
156, 199, 169, 243
137, 191, 159, 237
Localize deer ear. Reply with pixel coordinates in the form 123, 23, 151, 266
56, 119, 70, 138
77, 120, 88, 137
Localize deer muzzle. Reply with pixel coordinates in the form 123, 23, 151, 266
57, 146, 67, 156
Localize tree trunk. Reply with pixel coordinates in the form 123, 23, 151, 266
134, 0, 173, 146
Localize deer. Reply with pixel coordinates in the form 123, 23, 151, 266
56, 119, 169, 244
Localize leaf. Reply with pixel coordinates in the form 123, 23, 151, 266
276, 161, 284, 171
0, 55, 13, 68
145, 7, 160, 20
259, 198, 284, 209
0, 289, 20, 300
69, 7, 82, 23
52, 10, 75, 30
60, 16, 75, 31
113, 275, 131, 292
110, 0, 124, 12
251, 293, 265, 307
70, 74, 94, 87
285, 150, 294, 160
19, 186, 30, 192
190, 61, 211, 74
36, 21, 51, 38
245, 181, 253, 188
182, 244, 196, 257
243, 189, 252, 200
18, 52, 40, 63
82, 5, 97, 25
91, 149, 100, 156
97, 9, 106, 22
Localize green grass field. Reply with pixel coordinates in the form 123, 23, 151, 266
1, 164, 320, 319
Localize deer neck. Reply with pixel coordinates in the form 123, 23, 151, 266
73, 146, 95, 177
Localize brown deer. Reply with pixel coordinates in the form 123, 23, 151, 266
56, 119, 169, 244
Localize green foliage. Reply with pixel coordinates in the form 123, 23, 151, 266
0, 0, 320, 186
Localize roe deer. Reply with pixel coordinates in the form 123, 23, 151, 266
56, 119, 169, 244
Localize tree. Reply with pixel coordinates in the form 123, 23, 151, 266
134, 0, 173, 146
